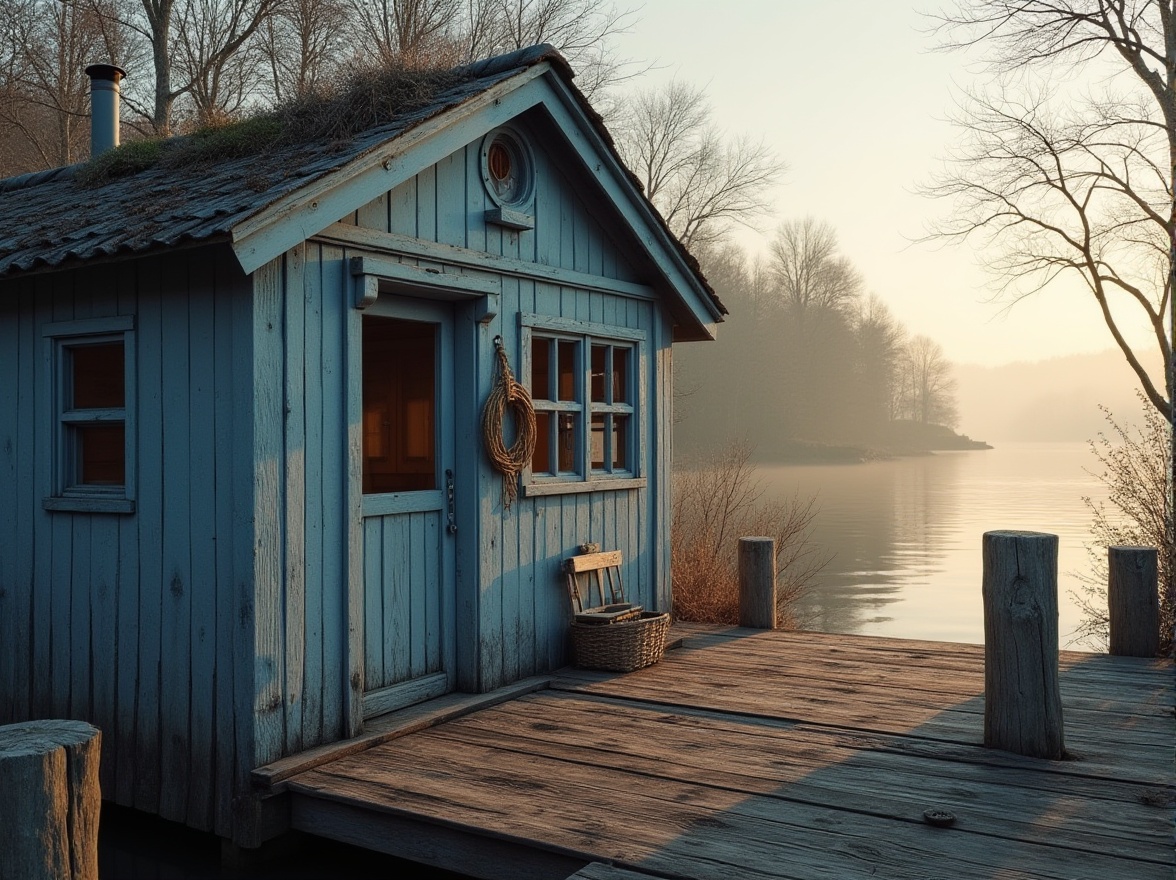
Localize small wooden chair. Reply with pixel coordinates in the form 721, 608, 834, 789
563, 550, 642, 624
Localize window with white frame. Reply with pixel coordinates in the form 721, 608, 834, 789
523, 318, 644, 494
43, 317, 135, 513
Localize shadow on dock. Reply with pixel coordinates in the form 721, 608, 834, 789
280, 625, 1175, 880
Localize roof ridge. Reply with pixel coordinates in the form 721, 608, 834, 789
454, 43, 569, 81
0, 163, 79, 194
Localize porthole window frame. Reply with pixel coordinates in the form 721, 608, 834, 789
479, 127, 535, 212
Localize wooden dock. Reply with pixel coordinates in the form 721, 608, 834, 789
261, 625, 1174, 880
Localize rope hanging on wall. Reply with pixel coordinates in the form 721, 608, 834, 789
482, 335, 537, 508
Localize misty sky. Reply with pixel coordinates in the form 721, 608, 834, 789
614, 1, 1157, 368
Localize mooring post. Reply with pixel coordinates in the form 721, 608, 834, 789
981, 530, 1065, 759
0, 720, 101, 880
1108, 545, 1160, 657
738, 536, 776, 629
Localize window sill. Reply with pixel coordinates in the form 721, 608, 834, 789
43, 496, 135, 514
523, 477, 646, 497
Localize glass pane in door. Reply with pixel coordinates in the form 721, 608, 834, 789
362, 316, 437, 493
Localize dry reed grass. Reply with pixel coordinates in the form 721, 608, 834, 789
1071, 395, 1173, 654
671, 440, 826, 626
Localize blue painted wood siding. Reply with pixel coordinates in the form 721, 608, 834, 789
327, 118, 674, 695
0, 247, 256, 839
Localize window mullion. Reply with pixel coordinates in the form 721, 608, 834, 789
579, 338, 589, 478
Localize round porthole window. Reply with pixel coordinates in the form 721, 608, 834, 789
481, 129, 533, 209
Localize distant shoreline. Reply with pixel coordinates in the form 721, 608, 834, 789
750, 425, 993, 465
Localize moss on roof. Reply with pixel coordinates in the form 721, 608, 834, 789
78, 64, 463, 187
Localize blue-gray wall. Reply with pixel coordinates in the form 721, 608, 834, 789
0, 246, 257, 839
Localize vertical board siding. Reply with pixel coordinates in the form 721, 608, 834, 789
251, 240, 356, 760
301, 244, 326, 749
113, 262, 139, 807
160, 252, 194, 823
251, 258, 286, 768
0, 248, 253, 838
349, 131, 667, 691
319, 243, 351, 743
134, 258, 164, 813
362, 511, 446, 692
283, 245, 307, 759
0, 276, 25, 726
186, 254, 218, 829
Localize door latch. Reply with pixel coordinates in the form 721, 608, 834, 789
445, 469, 457, 534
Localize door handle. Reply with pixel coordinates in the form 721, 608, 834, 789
445, 469, 457, 534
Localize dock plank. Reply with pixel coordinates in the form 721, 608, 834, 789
284, 627, 1174, 880
425, 693, 1171, 861
292, 735, 1168, 880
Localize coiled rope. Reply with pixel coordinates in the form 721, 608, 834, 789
481, 335, 537, 508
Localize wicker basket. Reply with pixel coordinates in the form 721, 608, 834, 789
570, 611, 670, 672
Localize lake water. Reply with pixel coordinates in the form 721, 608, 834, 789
758, 442, 1110, 650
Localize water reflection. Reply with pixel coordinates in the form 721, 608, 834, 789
757, 443, 1107, 648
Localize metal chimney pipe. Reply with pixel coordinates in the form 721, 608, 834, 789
84, 64, 126, 157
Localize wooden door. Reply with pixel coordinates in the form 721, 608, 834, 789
359, 296, 456, 719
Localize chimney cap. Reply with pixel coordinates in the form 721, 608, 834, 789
85, 64, 126, 83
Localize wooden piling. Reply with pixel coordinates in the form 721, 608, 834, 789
1108, 546, 1160, 657
0, 720, 101, 880
738, 537, 776, 629
981, 530, 1065, 759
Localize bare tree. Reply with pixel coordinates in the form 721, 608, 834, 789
614, 79, 782, 248
175, 0, 284, 125
853, 294, 907, 428
350, 0, 461, 65
768, 217, 862, 317
462, 0, 640, 100
0, 0, 125, 169
894, 335, 959, 429
258, 0, 352, 101
929, 1, 1174, 515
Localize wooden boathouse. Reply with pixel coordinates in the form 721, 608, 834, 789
0, 44, 722, 843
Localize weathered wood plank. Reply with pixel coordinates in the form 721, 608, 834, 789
251, 256, 287, 768
290, 795, 587, 880
430, 693, 1171, 860
551, 660, 1172, 759
88, 517, 119, 795
673, 626, 1172, 689
212, 250, 241, 838
363, 518, 384, 690
284, 627, 1172, 880
424, 513, 441, 673
229, 245, 259, 838
187, 269, 218, 830
409, 513, 427, 679
68, 514, 91, 720
294, 736, 1169, 880
159, 252, 194, 823
133, 264, 164, 813
325, 242, 359, 741
283, 244, 307, 759
0, 282, 21, 725
361, 671, 448, 721
300, 241, 326, 750
254, 676, 551, 788
9, 281, 37, 723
